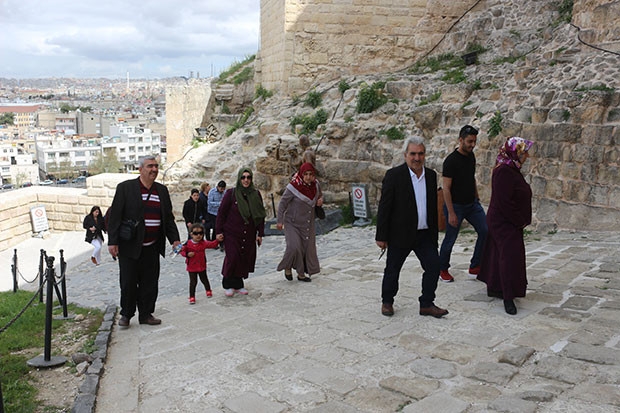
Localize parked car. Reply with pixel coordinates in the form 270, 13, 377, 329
40, 180, 53, 186
1, 183, 14, 190
72, 176, 87, 183
21, 182, 33, 187
57, 179, 68, 184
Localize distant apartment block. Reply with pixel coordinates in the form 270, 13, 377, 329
0, 104, 42, 129
0, 144, 39, 185
34, 123, 162, 176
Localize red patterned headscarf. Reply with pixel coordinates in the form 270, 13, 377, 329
290, 163, 318, 200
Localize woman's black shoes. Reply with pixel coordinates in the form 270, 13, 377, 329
284, 270, 293, 281
504, 299, 517, 315
297, 275, 311, 282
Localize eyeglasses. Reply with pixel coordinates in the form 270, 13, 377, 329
240, 175, 252, 180
191, 231, 204, 236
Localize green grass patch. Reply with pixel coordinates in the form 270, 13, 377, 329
0, 290, 103, 412
419, 91, 441, 106
380, 126, 406, 141
488, 110, 503, 138
217, 55, 256, 83
441, 68, 467, 84
575, 85, 615, 92
255, 84, 274, 100
305, 90, 322, 108
356, 81, 388, 113
226, 106, 255, 136
289, 108, 329, 135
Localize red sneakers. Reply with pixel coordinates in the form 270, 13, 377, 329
468, 266, 480, 276
206, 290, 213, 297
189, 297, 196, 304
439, 270, 454, 283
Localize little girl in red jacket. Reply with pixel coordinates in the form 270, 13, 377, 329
180, 223, 221, 303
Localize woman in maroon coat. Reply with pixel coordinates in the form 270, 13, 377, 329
477, 137, 533, 315
215, 167, 266, 297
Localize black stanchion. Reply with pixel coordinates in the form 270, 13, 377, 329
270, 193, 276, 218
11, 249, 18, 293
58, 250, 68, 318
27, 255, 66, 368
38, 249, 45, 303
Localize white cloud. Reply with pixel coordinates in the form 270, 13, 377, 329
0, 0, 260, 79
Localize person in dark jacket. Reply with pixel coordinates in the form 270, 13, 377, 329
477, 137, 533, 315
375, 136, 448, 319
182, 188, 206, 238
107, 155, 181, 328
83, 205, 106, 265
215, 168, 266, 297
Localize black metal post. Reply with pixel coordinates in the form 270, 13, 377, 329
59, 250, 68, 318
43, 256, 55, 361
26, 255, 66, 368
38, 249, 45, 303
11, 249, 18, 293
270, 193, 276, 218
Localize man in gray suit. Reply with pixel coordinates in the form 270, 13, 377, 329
375, 136, 449, 318
107, 155, 180, 328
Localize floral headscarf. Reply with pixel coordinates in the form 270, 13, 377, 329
496, 137, 533, 169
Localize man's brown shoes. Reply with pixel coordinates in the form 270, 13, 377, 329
118, 316, 130, 328
419, 305, 449, 318
381, 303, 394, 316
139, 316, 162, 325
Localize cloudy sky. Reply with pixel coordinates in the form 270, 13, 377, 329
0, 0, 260, 79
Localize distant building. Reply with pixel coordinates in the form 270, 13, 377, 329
0, 144, 39, 185
103, 123, 162, 170
0, 104, 42, 129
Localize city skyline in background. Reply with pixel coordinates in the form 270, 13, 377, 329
1, 0, 260, 80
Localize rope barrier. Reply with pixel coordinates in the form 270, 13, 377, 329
0, 281, 46, 335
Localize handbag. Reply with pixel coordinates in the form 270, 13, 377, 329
315, 205, 326, 220
119, 219, 139, 241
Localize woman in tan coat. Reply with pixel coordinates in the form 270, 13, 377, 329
276, 163, 323, 282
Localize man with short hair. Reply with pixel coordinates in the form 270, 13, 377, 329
375, 136, 449, 318
439, 125, 488, 282
107, 155, 181, 328
206, 180, 226, 241
183, 188, 206, 238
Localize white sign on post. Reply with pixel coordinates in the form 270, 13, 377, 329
351, 184, 369, 219
30, 205, 50, 233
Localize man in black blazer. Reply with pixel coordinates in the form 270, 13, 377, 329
375, 136, 449, 318
108, 155, 181, 328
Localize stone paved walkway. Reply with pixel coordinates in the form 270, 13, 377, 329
6, 225, 620, 412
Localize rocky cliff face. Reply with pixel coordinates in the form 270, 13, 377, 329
164, 0, 620, 232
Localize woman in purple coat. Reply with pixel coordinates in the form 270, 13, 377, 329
477, 137, 533, 315
216, 167, 266, 297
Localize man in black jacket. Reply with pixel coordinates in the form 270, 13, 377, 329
375, 136, 448, 318
182, 188, 206, 238
107, 155, 180, 328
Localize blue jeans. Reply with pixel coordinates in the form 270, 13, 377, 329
439, 200, 487, 271
381, 230, 440, 308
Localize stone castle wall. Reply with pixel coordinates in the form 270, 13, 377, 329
165, 79, 213, 164
258, 0, 620, 95
258, 0, 475, 94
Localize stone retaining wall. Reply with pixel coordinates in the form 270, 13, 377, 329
0, 174, 135, 252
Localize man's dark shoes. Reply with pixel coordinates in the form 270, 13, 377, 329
419, 305, 449, 318
139, 315, 162, 325
504, 299, 517, 315
118, 316, 130, 328
381, 303, 394, 316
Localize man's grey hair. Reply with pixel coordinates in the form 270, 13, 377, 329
138, 155, 158, 168
402, 136, 426, 153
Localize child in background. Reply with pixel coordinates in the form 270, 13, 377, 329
180, 223, 221, 304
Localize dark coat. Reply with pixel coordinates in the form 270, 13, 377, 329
107, 178, 180, 259
215, 188, 265, 278
182, 197, 206, 225
375, 163, 439, 248
83, 214, 105, 243
477, 164, 532, 299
